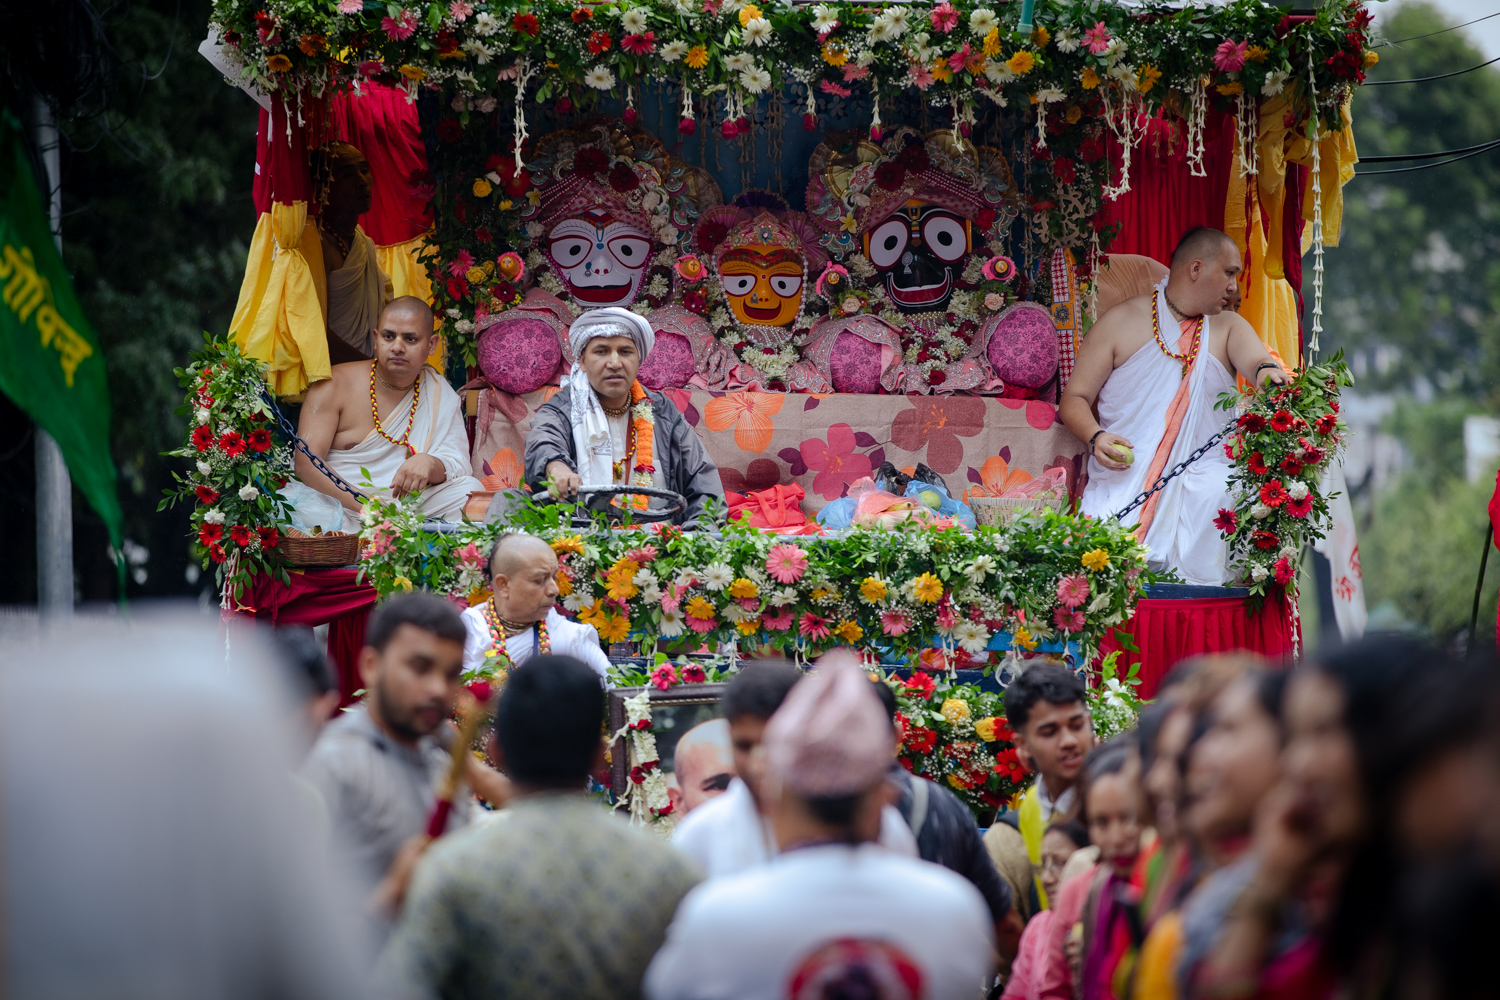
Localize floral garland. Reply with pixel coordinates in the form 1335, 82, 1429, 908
162, 334, 294, 596
358, 494, 1151, 665
1216, 355, 1352, 599
887, 668, 1028, 814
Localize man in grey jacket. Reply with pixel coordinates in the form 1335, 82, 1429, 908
521, 307, 724, 528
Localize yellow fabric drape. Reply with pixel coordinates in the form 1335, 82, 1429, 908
1290, 98, 1358, 251
228, 202, 331, 399
1224, 142, 1302, 368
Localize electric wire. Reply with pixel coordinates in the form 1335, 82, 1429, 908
1375, 11, 1500, 47
1355, 141, 1500, 175
1361, 138, 1500, 162
1365, 53, 1500, 85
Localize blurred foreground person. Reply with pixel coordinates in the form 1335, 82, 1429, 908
1184, 635, 1433, 1000
1003, 821, 1090, 1000
267, 624, 342, 747
380, 654, 699, 1000
646, 655, 995, 1000
672, 661, 916, 877
0, 613, 372, 999
302, 594, 509, 921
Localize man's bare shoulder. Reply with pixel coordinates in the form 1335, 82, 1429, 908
1088, 293, 1153, 342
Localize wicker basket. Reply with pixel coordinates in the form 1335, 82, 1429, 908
280, 528, 361, 567
969, 495, 1063, 527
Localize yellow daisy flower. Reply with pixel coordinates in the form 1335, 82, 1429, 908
686, 45, 709, 69
1081, 548, 1110, 572
912, 573, 943, 603
727, 578, 758, 600
822, 41, 848, 67
859, 576, 887, 603
1005, 49, 1036, 75
1080, 67, 1100, 90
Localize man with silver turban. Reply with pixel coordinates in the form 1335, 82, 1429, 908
522, 307, 723, 527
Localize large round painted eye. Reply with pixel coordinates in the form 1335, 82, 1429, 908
549, 235, 592, 265
769, 275, 803, 297
867, 218, 909, 269
922, 215, 969, 263
607, 235, 651, 266
721, 274, 756, 296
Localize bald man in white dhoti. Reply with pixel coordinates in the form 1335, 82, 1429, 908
289, 296, 481, 532
1061, 228, 1288, 586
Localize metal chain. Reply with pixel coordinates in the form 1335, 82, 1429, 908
260, 389, 369, 502
1112, 415, 1238, 522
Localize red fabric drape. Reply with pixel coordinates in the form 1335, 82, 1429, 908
1099, 592, 1299, 700
1097, 111, 1236, 265
231, 567, 379, 705
330, 82, 433, 246
252, 93, 329, 216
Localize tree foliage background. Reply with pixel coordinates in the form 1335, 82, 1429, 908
0, 0, 256, 603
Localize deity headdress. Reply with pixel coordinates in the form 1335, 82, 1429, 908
695, 203, 830, 274
804, 127, 1020, 251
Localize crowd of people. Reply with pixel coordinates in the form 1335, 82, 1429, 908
5, 593, 1497, 1000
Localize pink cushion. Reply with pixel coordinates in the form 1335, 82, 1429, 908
478, 318, 563, 393
829, 332, 883, 394
986, 303, 1059, 389
637, 331, 696, 390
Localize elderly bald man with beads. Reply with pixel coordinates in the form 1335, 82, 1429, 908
522, 307, 724, 528
287, 296, 482, 532
460, 532, 611, 681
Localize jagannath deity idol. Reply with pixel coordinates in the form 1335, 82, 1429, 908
471, 124, 723, 395
793, 127, 1057, 396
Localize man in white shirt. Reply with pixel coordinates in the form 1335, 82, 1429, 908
460, 532, 612, 680
646, 655, 995, 1000
672, 661, 916, 877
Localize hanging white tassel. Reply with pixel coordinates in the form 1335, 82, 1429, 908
1236, 92, 1260, 177
1307, 46, 1325, 358
869, 78, 882, 141
1101, 88, 1145, 200
1034, 98, 1047, 151
682, 81, 696, 123
512, 58, 537, 177
1185, 78, 1207, 178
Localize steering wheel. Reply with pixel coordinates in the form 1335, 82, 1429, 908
568, 485, 687, 527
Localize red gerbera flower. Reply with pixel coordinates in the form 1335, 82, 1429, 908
1314, 413, 1338, 435
219, 431, 246, 457
247, 428, 273, 454
1238, 412, 1267, 433
907, 725, 938, 753
1213, 508, 1238, 533
1270, 410, 1295, 432
1252, 529, 1280, 550
903, 671, 937, 698
1302, 443, 1326, 465
191, 425, 215, 451
195, 485, 220, 505
229, 525, 254, 547
256, 525, 280, 549
1248, 451, 1268, 476
198, 523, 223, 547
209, 543, 227, 564
1285, 494, 1314, 519
587, 29, 611, 53
1259, 480, 1289, 507
572, 6, 592, 21
1280, 455, 1304, 476
512, 12, 540, 35
1273, 556, 1294, 585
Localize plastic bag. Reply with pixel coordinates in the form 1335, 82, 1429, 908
280, 480, 349, 535
903, 477, 976, 530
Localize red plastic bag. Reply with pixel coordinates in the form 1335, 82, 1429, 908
727, 484, 807, 529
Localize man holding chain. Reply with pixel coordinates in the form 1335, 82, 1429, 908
1061, 228, 1288, 586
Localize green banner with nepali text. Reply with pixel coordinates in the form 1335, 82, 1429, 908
0, 111, 122, 550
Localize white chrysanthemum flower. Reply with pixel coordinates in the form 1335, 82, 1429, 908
1263, 69, 1289, 96
659, 608, 686, 637
985, 62, 1016, 85
1036, 85, 1066, 103
473, 12, 499, 36
868, 17, 896, 43
195, 407, 211, 424
453, 318, 475, 335
955, 620, 990, 654
1109, 62, 1138, 90
203, 508, 226, 525
990, 533, 1011, 553
446, 307, 461, 319
743, 16, 772, 45
238, 485, 259, 502
1054, 27, 1078, 53
740, 66, 771, 92
632, 568, 657, 588
1287, 480, 1310, 501
965, 554, 997, 582
1278, 545, 1299, 562
672, 0, 696, 13
1250, 502, 1272, 520
563, 592, 589, 612
1250, 563, 1270, 582
196, 460, 212, 476
461, 39, 492, 64
702, 562, 735, 590
885, 7, 910, 34
810, 3, 838, 31
720, 0, 743, 13
640, 582, 663, 604
969, 8, 997, 36
772, 586, 798, 606
584, 64, 617, 89
723, 51, 753, 71
660, 39, 689, 62
721, 602, 751, 623
620, 7, 649, 33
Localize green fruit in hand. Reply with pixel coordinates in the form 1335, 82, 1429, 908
1115, 445, 1134, 466
918, 489, 941, 508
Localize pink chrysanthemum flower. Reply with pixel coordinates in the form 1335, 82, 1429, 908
799, 613, 832, 640
929, 3, 959, 33
765, 543, 808, 584
1055, 574, 1090, 610
381, 10, 418, 40
1214, 38, 1249, 72
761, 607, 795, 631
1053, 606, 1086, 632
881, 610, 910, 636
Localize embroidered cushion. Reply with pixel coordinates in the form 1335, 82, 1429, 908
477, 318, 562, 394
637, 331, 697, 390
986, 303, 1059, 389
829, 331, 884, 394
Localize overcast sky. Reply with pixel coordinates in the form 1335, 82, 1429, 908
1373, 2, 1500, 60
